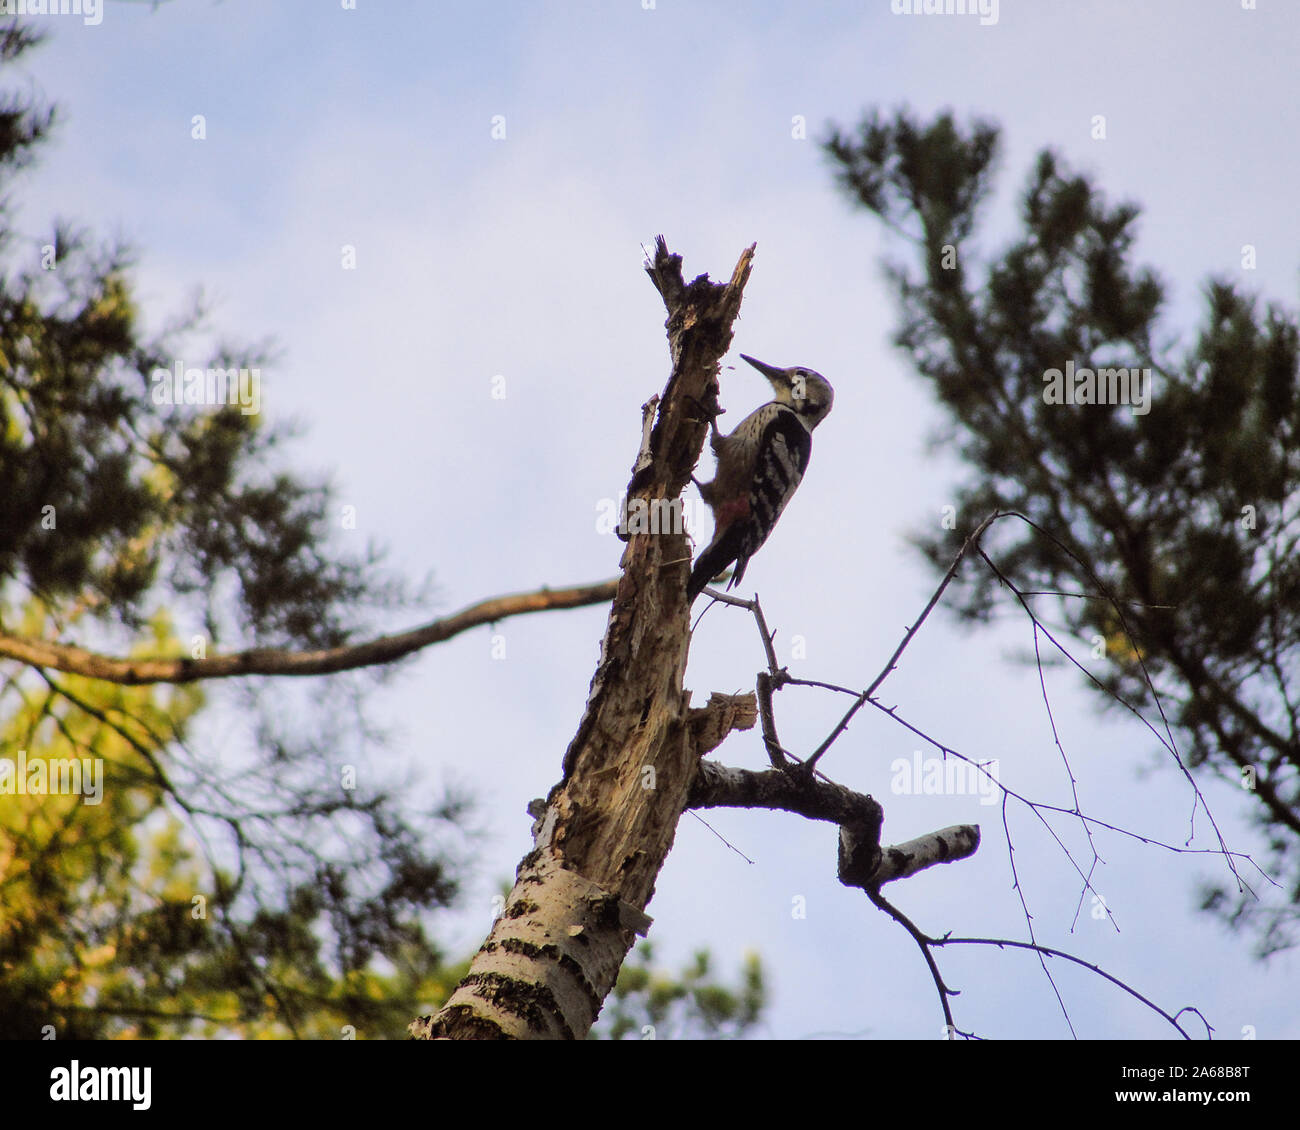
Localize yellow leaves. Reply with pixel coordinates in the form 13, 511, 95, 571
16, 596, 52, 637
0, 387, 27, 446
0, 595, 213, 1034
1094, 605, 1147, 668
82, 942, 117, 968
142, 459, 180, 510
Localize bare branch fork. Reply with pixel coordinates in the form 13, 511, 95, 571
698, 509, 1258, 1038
689, 584, 982, 916
867, 885, 1213, 1041
411, 240, 984, 1040
734, 506, 1259, 917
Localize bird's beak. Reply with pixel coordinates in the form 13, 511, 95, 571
739, 353, 787, 386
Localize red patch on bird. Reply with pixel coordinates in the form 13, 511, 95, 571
715, 497, 750, 527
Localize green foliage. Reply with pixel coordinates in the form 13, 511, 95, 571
0, 599, 465, 1039
593, 942, 765, 1040
0, 25, 459, 1037
825, 107, 1300, 954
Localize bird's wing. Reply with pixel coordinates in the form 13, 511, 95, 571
730, 409, 812, 587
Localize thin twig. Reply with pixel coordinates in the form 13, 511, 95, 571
805, 511, 1002, 770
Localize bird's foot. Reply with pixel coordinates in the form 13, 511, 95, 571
685, 389, 725, 433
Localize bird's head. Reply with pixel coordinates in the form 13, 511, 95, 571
740, 353, 834, 430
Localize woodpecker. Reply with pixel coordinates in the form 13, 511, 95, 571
687, 353, 834, 601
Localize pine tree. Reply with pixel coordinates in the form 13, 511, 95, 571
825, 108, 1300, 954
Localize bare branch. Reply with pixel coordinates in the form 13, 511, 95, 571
0, 579, 619, 685
977, 537, 1253, 892
754, 671, 790, 769
696, 590, 793, 768
866, 887, 963, 1037
688, 758, 882, 842
935, 935, 1213, 1039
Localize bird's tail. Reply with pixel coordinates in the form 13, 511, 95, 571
687, 525, 748, 602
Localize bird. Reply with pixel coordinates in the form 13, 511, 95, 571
687, 352, 834, 602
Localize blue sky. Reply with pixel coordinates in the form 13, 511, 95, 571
21, 0, 1300, 1038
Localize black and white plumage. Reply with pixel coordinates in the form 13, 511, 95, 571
687, 353, 834, 602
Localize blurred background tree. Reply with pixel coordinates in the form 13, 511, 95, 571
825, 108, 1300, 955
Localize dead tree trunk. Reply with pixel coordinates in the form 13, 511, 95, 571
410, 238, 757, 1039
